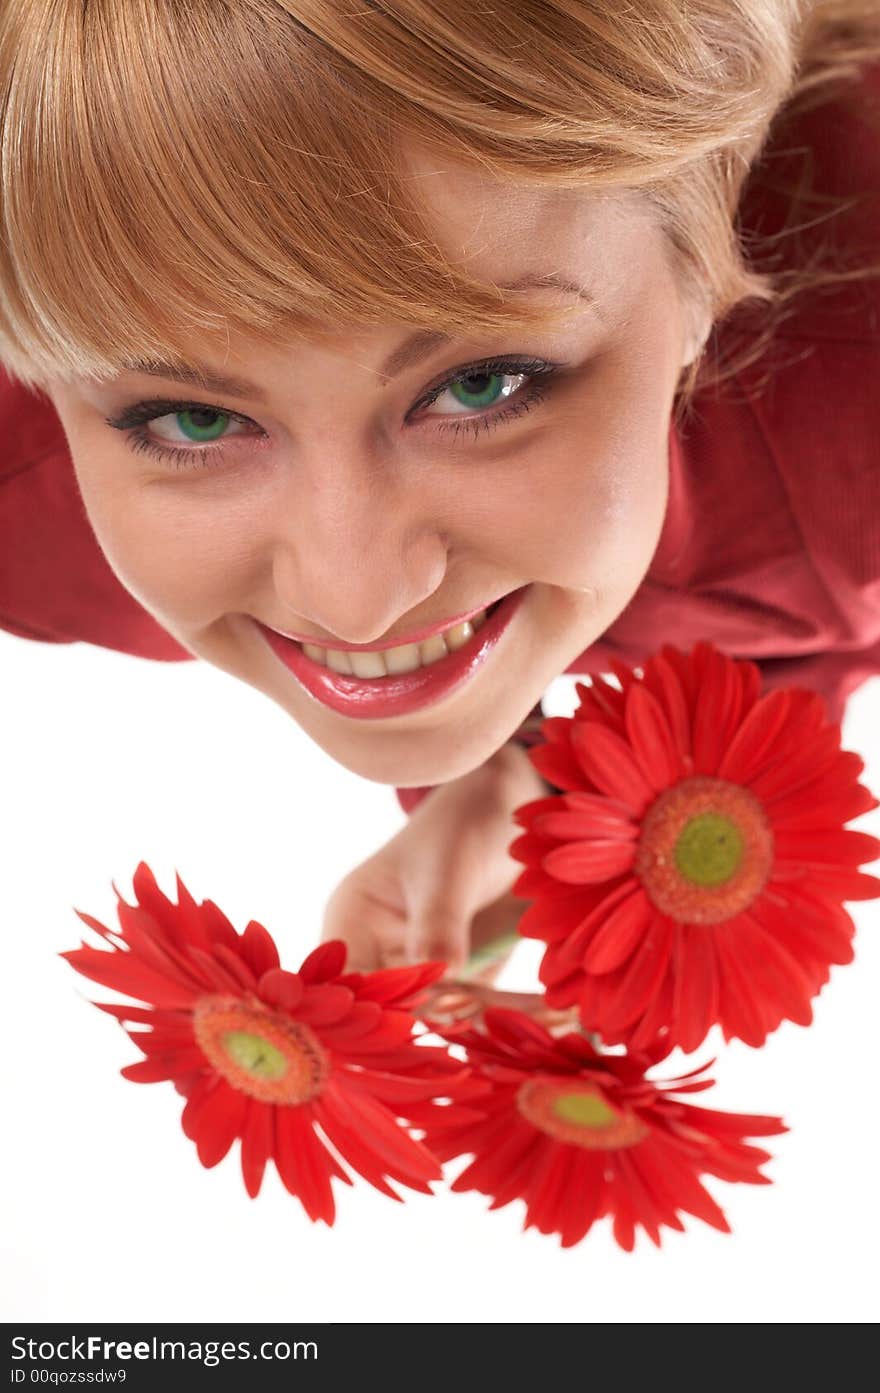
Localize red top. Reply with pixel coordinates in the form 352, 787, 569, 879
2, 65, 879, 815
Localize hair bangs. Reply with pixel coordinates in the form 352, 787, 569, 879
1, 2, 878, 404
0, 0, 581, 393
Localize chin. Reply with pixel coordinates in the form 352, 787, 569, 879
337, 746, 479, 791
322, 723, 505, 790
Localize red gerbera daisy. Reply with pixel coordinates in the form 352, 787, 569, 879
511, 642, 880, 1052
62, 862, 477, 1224
422, 1007, 786, 1250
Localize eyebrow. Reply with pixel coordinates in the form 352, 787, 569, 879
118, 273, 594, 402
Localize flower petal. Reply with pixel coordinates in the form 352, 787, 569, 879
295, 984, 356, 1026
240, 1097, 273, 1198
597, 914, 674, 1034
642, 651, 692, 758
542, 837, 636, 885
529, 741, 590, 792
257, 968, 304, 1012
570, 722, 654, 812
516, 889, 602, 944
671, 924, 720, 1055
193, 1080, 249, 1168
691, 645, 744, 776
273, 1107, 338, 1224
299, 940, 348, 983
625, 684, 685, 791
532, 807, 639, 843
322, 1079, 440, 1184
716, 689, 791, 786
239, 921, 281, 978
582, 889, 654, 975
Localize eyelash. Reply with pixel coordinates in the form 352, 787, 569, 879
106, 355, 563, 471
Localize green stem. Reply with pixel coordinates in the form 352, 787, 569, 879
459, 931, 521, 980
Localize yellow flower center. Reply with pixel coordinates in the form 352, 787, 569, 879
634, 775, 773, 924
516, 1078, 648, 1150
193, 997, 329, 1105
223, 1030, 289, 1080
675, 812, 744, 886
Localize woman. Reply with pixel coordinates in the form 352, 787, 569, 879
1, 1, 878, 983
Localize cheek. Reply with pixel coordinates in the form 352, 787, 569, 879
491, 345, 672, 590
72, 449, 264, 625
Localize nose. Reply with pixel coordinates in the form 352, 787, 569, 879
270, 463, 449, 646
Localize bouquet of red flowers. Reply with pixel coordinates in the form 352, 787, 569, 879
63, 642, 879, 1250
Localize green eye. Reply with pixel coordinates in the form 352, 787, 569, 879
111, 354, 562, 470
448, 374, 506, 409
174, 408, 230, 442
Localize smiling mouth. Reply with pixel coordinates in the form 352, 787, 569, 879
254, 586, 530, 720
278, 600, 504, 680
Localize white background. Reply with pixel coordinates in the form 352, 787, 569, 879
1, 630, 877, 1324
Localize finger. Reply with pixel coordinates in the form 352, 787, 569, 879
320, 886, 382, 973
466, 982, 581, 1029
319, 921, 378, 973
462, 890, 531, 984
400, 834, 491, 971
464, 984, 550, 1013
420, 980, 580, 1032
403, 900, 470, 975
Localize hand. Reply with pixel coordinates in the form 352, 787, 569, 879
320, 741, 549, 980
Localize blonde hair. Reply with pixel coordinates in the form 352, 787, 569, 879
0, 0, 878, 414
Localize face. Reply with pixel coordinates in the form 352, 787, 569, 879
46, 151, 707, 788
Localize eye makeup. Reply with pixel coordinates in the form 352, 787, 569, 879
102, 353, 567, 469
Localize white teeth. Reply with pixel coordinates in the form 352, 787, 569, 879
348, 650, 387, 679
300, 605, 490, 678
444, 620, 474, 652
325, 649, 354, 675
419, 633, 449, 665
383, 642, 422, 674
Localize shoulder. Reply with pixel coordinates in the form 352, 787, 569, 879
691, 59, 880, 511
0, 366, 66, 481
689, 62, 880, 617
682, 329, 880, 654
0, 367, 193, 661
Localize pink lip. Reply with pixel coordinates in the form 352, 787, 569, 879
254, 585, 530, 719
262, 594, 505, 652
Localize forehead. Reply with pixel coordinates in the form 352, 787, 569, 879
65, 148, 660, 398
398, 139, 653, 297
